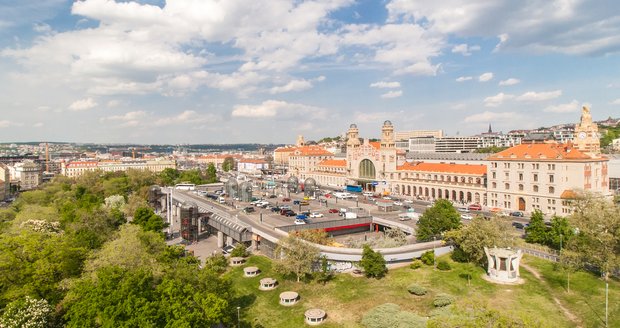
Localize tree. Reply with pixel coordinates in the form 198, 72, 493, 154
525, 209, 549, 245
222, 157, 235, 172
0, 296, 56, 328
558, 249, 582, 293
547, 216, 574, 250
445, 217, 515, 266
416, 199, 461, 242
359, 245, 387, 278
158, 168, 180, 186
132, 207, 167, 233
274, 235, 320, 282
178, 169, 206, 185
205, 163, 218, 183
315, 256, 333, 285
230, 243, 248, 257
566, 194, 620, 326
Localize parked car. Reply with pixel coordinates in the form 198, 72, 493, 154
468, 204, 482, 211
393, 201, 403, 206
510, 211, 524, 217
382, 196, 392, 200
457, 207, 469, 213
404, 199, 413, 204
284, 210, 296, 217
271, 206, 281, 212
243, 206, 255, 213
294, 219, 307, 225
299, 201, 309, 206
328, 208, 339, 213
309, 212, 324, 218
461, 214, 473, 220
296, 214, 308, 220
512, 222, 525, 229
268, 194, 277, 198
282, 197, 291, 202
293, 200, 300, 205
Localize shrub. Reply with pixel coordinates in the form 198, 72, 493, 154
359, 245, 387, 279
433, 293, 455, 307
410, 260, 423, 269
407, 284, 427, 296
420, 250, 435, 266
450, 246, 469, 262
437, 260, 451, 271
230, 243, 248, 257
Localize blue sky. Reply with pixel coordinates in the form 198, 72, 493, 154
1, 0, 619, 144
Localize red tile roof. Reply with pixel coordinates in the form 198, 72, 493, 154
292, 146, 333, 156
397, 162, 486, 175
369, 142, 381, 149
487, 143, 593, 161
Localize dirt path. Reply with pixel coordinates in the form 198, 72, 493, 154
520, 263, 582, 327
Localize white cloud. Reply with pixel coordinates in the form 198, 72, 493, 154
33, 122, 44, 127
395, 61, 441, 76
456, 76, 472, 82
544, 100, 580, 113
231, 100, 327, 119
153, 110, 213, 127
499, 78, 520, 86
68, 98, 98, 111
370, 81, 401, 89
478, 72, 493, 82
101, 110, 148, 127
464, 111, 518, 123
269, 79, 312, 94
484, 92, 514, 107
451, 43, 480, 56
381, 90, 403, 99
516, 90, 562, 102
611, 98, 620, 105
0, 120, 22, 128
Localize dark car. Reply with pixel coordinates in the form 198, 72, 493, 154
510, 211, 524, 217
271, 206, 281, 212
268, 194, 277, 198
284, 210, 296, 217
293, 200, 300, 205
512, 222, 525, 229
243, 206, 255, 213
282, 198, 291, 202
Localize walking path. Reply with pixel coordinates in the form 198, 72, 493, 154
520, 262, 582, 327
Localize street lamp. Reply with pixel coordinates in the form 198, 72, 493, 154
237, 306, 240, 327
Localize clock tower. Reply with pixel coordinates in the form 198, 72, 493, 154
573, 106, 600, 157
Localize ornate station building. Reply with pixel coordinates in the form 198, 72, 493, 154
290, 107, 610, 216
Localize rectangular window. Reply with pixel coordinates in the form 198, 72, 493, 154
518, 173, 523, 181
549, 175, 554, 183
533, 174, 538, 182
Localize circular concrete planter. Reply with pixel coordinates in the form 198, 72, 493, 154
279, 291, 299, 306
259, 278, 277, 291
304, 308, 326, 325
243, 266, 260, 277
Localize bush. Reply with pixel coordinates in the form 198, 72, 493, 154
230, 243, 248, 257
410, 260, 423, 269
433, 293, 455, 307
437, 260, 451, 271
359, 245, 387, 279
407, 284, 428, 296
420, 250, 435, 265
450, 246, 469, 262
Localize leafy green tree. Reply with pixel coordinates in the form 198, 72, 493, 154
158, 168, 180, 186
222, 157, 235, 172
359, 245, 387, 279
205, 163, 218, 183
315, 256, 333, 285
274, 235, 320, 282
416, 199, 461, 242
547, 216, 574, 250
230, 243, 248, 257
445, 217, 515, 266
525, 210, 549, 245
178, 169, 206, 185
132, 207, 167, 233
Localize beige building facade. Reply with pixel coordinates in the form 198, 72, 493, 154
62, 159, 177, 178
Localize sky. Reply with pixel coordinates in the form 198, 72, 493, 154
1, 0, 620, 144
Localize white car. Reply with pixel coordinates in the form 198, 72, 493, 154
393, 201, 403, 206
461, 214, 473, 220
309, 212, 324, 218
404, 199, 413, 204
383, 196, 392, 200
294, 219, 307, 225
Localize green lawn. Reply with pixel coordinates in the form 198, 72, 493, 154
226, 255, 618, 327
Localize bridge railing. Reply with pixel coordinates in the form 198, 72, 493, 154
277, 217, 372, 233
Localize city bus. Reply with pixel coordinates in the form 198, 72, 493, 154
174, 183, 196, 191
345, 184, 363, 193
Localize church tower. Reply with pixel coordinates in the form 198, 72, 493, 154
295, 135, 305, 147
380, 120, 395, 149
573, 106, 600, 157
346, 124, 361, 149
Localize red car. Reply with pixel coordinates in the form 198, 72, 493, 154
468, 204, 482, 211
328, 208, 339, 213
282, 198, 291, 202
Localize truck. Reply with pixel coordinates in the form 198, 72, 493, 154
346, 185, 363, 193
344, 212, 358, 219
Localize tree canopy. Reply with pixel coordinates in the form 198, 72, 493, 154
416, 199, 462, 242
359, 245, 387, 278
445, 217, 515, 266
274, 235, 320, 282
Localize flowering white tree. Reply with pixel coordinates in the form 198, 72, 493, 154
104, 194, 126, 211
0, 296, 54, 328
19, 220, 62, 234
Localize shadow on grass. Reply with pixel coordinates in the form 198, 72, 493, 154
233, 293, 257, 310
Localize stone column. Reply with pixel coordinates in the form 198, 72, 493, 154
217, 231, 224, 248
226, 235, 233, 246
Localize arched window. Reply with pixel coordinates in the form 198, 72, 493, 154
518, 184, 524, 191
549, 186, 555, 194
359, 159, 376, 179
533, 185, 539, 192
505, 183, 510, 190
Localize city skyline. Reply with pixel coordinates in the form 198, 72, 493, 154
1, 0, 620, 144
